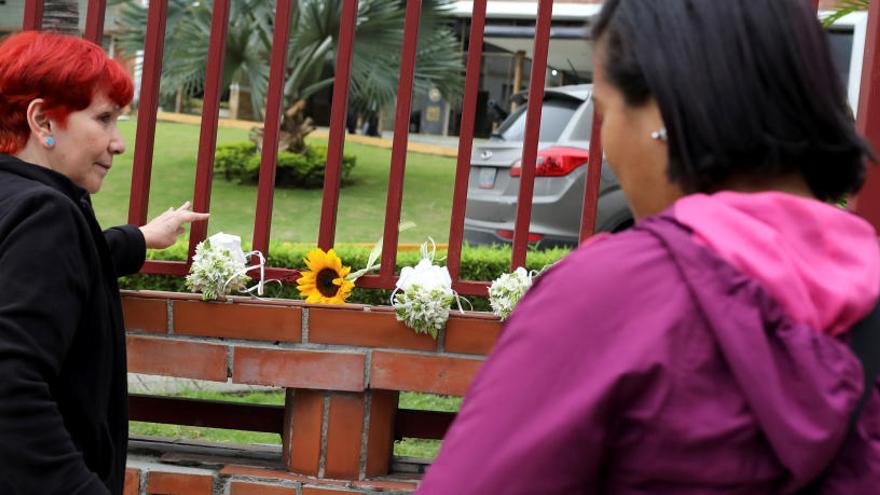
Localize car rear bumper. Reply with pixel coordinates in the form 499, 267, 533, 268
462, 219, 579, 249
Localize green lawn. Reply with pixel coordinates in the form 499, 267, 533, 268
95, 119, 457, 243
129, 390, 461, 460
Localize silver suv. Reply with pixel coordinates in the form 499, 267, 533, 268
464, 84, 633, 248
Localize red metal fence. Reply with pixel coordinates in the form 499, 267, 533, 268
19, 0, 605, 298
20, 0, 880, 295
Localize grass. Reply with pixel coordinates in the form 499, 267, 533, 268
94, 119, 457, 243
129, 390, 462, 460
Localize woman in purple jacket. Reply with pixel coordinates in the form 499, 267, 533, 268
417, 0, 880, 493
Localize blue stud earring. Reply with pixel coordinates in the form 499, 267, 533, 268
46, 137, 55, 147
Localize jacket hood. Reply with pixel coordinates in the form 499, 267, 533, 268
643, 202, 874, 491
674, 192, 880, 336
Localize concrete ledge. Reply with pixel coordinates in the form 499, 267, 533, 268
126, 437, 420, 494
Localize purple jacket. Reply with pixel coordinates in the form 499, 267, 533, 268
417, 193, 880, 494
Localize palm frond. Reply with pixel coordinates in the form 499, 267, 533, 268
822, 0, 870, 27
113, 0, 464, 124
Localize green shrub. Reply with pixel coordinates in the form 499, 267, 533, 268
120, 242, 571, 312
213, 141, 256, 182
215, 141, 356, 189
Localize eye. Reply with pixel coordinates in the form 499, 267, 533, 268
97, 113, 113, 123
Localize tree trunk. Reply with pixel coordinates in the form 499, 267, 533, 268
42, 0, 81, 35
250, 99, 316, 155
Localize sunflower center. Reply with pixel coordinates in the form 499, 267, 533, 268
316, 268, 341, 298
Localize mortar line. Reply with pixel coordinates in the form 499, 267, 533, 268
301, 307, 310, 343
166, 299, 174, 334
358, 390, 372, 480
318, 393, 330, 478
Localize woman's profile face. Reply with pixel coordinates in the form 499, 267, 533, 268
48, 91, 125, 194
591, 41, 682, 220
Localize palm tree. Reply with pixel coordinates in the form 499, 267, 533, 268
115, 0, 464, 153
41, 0, 81, 34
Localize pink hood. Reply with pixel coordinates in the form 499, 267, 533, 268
675, 192, 880, 336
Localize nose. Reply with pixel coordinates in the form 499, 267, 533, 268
109, 128, 125, 156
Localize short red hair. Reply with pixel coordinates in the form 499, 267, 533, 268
0, 31, 134, 154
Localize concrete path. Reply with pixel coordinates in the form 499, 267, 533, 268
154, 111, 490, 159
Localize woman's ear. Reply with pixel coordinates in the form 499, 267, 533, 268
25, 99, 53, 147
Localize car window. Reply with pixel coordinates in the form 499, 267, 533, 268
567, 100, 594, 142
495, 98, 581, 142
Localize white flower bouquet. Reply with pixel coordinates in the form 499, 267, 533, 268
392, 239, 458, 339
488, 267, 534, 320
185, 233, 267, 301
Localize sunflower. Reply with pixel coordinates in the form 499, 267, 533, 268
297, 248, 355, 304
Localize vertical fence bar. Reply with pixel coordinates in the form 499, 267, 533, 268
510, 0, 553, 270
317, 0, 359, 250
84, 0, 107, 45
579, 113, 603, 242
447, 0, 488, 285
252, 0, 296, 256
854, 0, 880, 229
22, 0, 44, 30
377, 0, 422, 282
128, 0, 169, 226
187, 0, 232, 261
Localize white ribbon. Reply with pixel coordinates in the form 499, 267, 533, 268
222, 250, 280, 297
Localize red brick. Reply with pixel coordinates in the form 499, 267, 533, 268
444, 316, 501, 355
324, 393, 365, 479
309, 308, 437, 351
284, 390, 323, 476
233, 347, 365, 391
370, 351, 484, 396
123, 296, 167, 333
174, 300, 301, 342
365, 390, 398, 477
219, 465, 347, 486
127, 335, 228, 382
229, 480, 297, 495
353, 479, 418, 491
302, 488, 357, 495
146, 471, 213, 495
124, 468, 140, 495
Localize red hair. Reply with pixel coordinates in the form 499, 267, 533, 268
0, 31, 134, 154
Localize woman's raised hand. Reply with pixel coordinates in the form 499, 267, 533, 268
139, 201, 210, 249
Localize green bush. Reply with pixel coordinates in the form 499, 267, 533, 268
215, 141, 356, 189
120, 242, 571, 312
214, 141, 256, 182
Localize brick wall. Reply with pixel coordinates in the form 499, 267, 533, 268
124, 291, 498, 394
123, 290, 502, 494
123, 464, 421, 495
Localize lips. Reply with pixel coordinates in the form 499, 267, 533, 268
95, 162, 111, 173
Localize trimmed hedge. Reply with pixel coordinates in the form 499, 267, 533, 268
214, 142, 356, 188
120, 242, 571, 312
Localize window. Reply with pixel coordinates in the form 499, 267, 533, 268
495, 97, 580, 142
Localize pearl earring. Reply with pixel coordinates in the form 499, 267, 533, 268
46, 137, 55, 147
650, 129, 668, 142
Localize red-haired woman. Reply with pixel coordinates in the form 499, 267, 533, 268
0, 31, 207, 494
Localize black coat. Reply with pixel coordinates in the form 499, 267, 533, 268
0, 154, 145, 494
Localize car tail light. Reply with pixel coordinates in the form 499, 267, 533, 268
495, 229, 545, 243
509, 147, 589, 177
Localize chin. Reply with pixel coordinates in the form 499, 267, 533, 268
83, 179, 103, 194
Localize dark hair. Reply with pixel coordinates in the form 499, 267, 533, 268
591, 0, 872, 200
